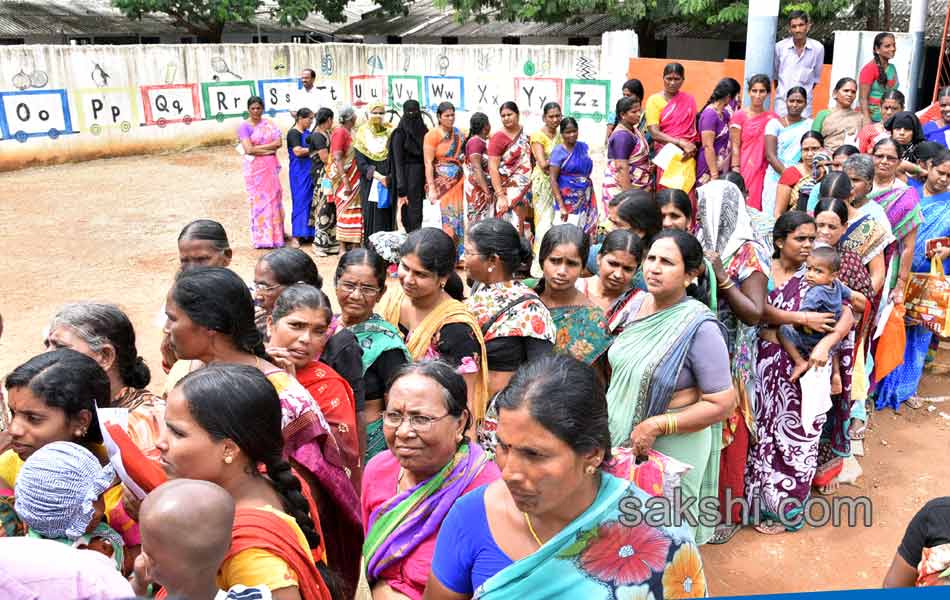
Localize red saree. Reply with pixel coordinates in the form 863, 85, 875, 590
296, 360, 360, 489
654, 92, 698, 193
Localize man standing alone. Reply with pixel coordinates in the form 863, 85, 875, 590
291, 68, 317, 118
773, 10, 825, 117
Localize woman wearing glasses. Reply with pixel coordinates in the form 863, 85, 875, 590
361, 361, 500, 600
334, 249, 411, 463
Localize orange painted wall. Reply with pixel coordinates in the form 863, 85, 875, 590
628, 57, 832, 111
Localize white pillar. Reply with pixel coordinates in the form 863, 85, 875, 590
907, 0, 927, 110
743, 0, 780, 110
600, 30, 639, 113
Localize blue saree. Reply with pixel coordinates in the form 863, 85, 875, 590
876, 186, 950, 410
551, 141, 597, 235
474, 473, 705, 599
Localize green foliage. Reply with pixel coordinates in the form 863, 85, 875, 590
111, 0, 406, 40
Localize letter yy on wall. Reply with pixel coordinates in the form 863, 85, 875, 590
0, 89, 72, 142
514, 77, 563, 117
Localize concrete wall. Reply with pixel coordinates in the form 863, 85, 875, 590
0, 41, 624, 171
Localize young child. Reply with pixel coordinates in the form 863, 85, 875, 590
777, 245, 852, 390
14, 441, 126, 572
133, 478, 271, 599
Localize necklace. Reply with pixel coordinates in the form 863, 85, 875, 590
523, 512, 544, 547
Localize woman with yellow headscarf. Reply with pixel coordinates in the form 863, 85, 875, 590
354, 102, 396, 240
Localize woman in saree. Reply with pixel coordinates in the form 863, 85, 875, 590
378, 228, 489, 430
729, 74, 778, 210
859, 32, 899, 124
424, 102, 466, 261
746, 212, 854, 535
529, 102, 562, 276
693, 180, 771, 544
238, 96, 284, 249
818, 172, 892, 440
488, 102, 533, 238
308, 108, 339, 257
159, 365, 335, 600
266, 284, 360, 488
549, 118, 597, 236
463, 112, 493, 231
696, 78, 738, 187
330, 106, 362, 251
603, 95, 651, 217
603, 78, 645, 143
535, 225, 612, 380
578, 229, 643, 323
606, 230, 735, 545
774, 131, 825, 217
287, 108, 314, 247
763, 87, 813, 216
163, 267, 363, 592
362, 361, 500, 600
812, 197, 874, 495
813, 78, 866, 153
876, 152, 950, 411
463, 219, 556, 448
646, 62, 698, 193
425, 354, 705, 600
923, 87, 950, 148
334, 248, 412, 463
869, 138, 924, 319
354, 101, 396, 241
858, 90, 904, 153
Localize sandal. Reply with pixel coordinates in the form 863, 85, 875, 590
708, 523, 741, 545
755, 522, 786, 535
815, 480, 840, 495
848, 420, 867, 440
906, 396, 924, 410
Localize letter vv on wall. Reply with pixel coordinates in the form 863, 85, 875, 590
0, 43, 609, 172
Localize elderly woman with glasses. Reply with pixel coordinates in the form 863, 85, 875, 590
361, 361, 500, 600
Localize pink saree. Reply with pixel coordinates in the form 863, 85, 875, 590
655, 92, 698, 193
239, 119, 285, 249
733, 109, 778, 211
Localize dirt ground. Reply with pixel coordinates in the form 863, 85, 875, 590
1, 145, 949, 596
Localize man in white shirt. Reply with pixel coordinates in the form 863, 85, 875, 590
291, 68, 317, 118
773, 10, 825, 117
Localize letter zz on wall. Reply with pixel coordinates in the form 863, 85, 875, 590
140, 84, 201, 126
0, 89, 72, 142
200, 80, 257, 121
565, 79, 611, 122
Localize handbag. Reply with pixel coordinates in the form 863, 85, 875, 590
906, 255, 950, 337
376, 181, 391, 209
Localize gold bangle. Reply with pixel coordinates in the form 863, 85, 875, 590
668, 414, 678, 435
718, 279, 735, 291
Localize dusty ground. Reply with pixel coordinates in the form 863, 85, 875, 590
1, 145, 948, 596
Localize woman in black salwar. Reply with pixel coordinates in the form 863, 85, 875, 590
390, 99, 429, 232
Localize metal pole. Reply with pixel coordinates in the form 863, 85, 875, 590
743, 0, 780, 110
908, 0, 927, 110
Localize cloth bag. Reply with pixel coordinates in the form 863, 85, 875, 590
603, 447, 691, 500
905, 255, 950, 337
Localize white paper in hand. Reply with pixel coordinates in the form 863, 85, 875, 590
652, 143, 683, 170
799, 363, 832, 436
422, 199, 443, 229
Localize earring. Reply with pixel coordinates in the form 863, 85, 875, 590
585, 465, 596, 475
488, 266, 494, 273
74, 429, 86, 438
224, 456, 233, 464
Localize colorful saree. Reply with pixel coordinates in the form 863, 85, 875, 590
924, 120, 950, 148
813, 108, 864, 153
551, 142, 597, 235
732, 109, 777, 211
876, 188, 950, 410
606, 296, 723, 543
746, 271, 829, 530
489, 129, 533, 236
696, 105, 731, 186
473, 473, 706, 599
296, 361, 360, 487
329, 127, 363, 245
239, 119, 285, 248
530, 130, 561, 274
870, 185, 924, 316
763, 117, 813, 217
464, 136, 494, 230
650, 92, 698, 193
602, 125, 651, 217
347, 314, 411, 461
549, 305, 612, 365
309, 129, 338, 255
425, 127, 466, 258
363, 443, 492, 587
378, 286, 490, 421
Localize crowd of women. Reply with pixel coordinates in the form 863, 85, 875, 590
3, 28, 950, 599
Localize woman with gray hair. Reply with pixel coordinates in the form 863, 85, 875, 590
844, 153, 893, 233
46, 302, 164, 458
332, 106, 363, 251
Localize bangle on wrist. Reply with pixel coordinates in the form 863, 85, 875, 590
718, 278, 735, 290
